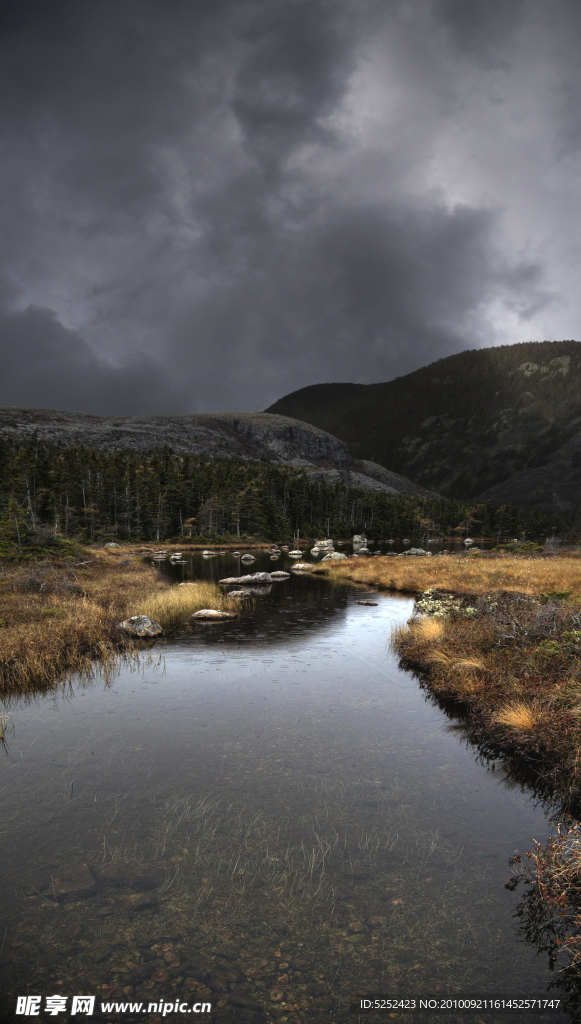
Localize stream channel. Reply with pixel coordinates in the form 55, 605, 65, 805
0, 550, 575, 1022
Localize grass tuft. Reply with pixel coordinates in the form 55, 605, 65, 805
494, 701, 539, 731
412, 616, 445, 642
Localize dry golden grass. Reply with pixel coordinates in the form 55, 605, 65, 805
140, 580, 243, 628
413, 616, 445, 642
0, 550, 233, 692
316, 552, 581, 599
494, 700, 540, 731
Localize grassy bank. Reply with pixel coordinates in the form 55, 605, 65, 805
318, 552, 581, 801
0, 547, 235, 693
313, 550, 581, 599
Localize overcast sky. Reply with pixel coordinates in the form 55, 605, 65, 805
1, 0, 580, 415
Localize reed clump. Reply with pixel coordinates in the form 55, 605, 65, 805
509, 822, 581, 990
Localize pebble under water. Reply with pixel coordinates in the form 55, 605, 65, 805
0, 550, 574, 1022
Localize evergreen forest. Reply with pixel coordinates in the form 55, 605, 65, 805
0, 438, 575, 558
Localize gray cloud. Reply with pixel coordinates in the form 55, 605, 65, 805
0, 0, 578, 415
0, 301, 189, 414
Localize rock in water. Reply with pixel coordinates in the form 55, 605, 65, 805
96, 863, 162, 891
399, 547, 428, 556
191, 609, 237, 620
357, 600, 378, 606
226, 590, 252, 599
290, 562, 314, 571
219, 572, 273, 584
270, 571, 291, 579
321, 552, 348, 560
41, 863, 97, 902
118, 615, 163, 637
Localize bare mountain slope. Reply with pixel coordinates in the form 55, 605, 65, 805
0, 408, 431, 496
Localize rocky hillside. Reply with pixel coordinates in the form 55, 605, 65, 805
0, 408, 430, 497
267, 341, 581, 510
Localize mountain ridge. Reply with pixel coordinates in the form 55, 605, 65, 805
0, 407, 430, 497
266, 340, 581, 510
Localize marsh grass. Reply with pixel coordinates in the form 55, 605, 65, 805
316, 551, 581, 600
0, 550, 233, 692
509, 822, 581, 987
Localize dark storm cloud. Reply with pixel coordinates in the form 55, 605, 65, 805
0, 301, 189, 415
0, 0, 577, 414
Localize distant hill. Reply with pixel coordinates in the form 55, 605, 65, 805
266, 341, 581, 510
0, 408, 430, 497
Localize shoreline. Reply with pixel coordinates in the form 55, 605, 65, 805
0, 546, 240, 695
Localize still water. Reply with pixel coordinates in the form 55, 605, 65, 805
0, 551, 572, 1022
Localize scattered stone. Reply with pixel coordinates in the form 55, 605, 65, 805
270, 571, 291, 579
104, 542, 121, 549
41, 863, 97, 902
117, 615, 163, 637
225, 590, 252, 599
321, 552, 347, 560
290, 562, 313, 571
398, 547, 429, 557
240, 554, 256, 562
191, 609, 237, 620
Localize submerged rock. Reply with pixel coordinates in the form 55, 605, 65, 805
118, 615, 163, 637
191, 609, 237, 620
41, 863, 97, 902
96, 863, 162, 891
117, 892, 158, 912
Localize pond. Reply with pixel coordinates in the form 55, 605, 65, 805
0, 550, 573, 1022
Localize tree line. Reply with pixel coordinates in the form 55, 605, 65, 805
0, 437, 576, 557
